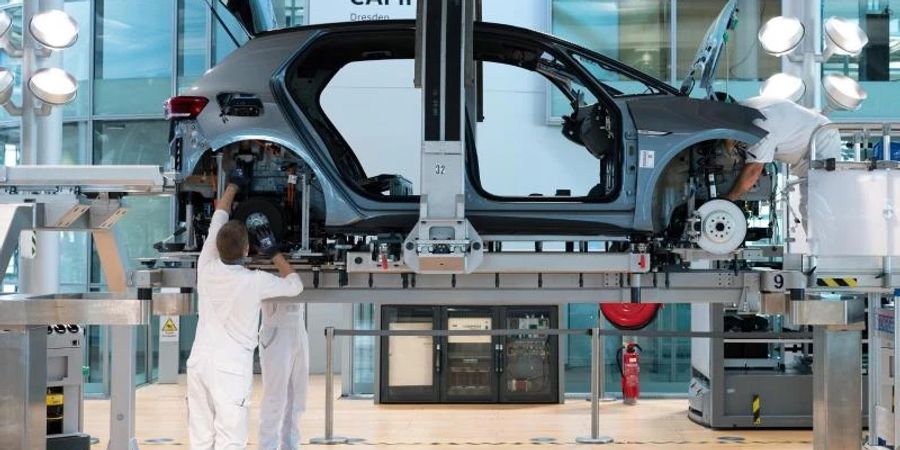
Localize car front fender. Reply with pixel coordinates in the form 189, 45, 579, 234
632, 128, 766, 232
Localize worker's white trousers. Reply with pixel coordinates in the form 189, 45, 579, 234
258, 323, 309, 450
186, 350, 254, 450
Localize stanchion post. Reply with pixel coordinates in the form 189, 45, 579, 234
310, 327, 349, 445
598, 320, 616, 403
576, 328, 613, 445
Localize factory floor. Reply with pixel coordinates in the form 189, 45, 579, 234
84, 375, 816, 449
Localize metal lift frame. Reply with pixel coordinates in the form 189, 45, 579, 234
0, 3, 890, 449
0, 165, 176, 450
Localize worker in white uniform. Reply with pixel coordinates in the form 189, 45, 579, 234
725, 96, 843, 230
258, 294, 309, 449
187, 170, 304, 450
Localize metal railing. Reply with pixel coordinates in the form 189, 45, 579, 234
309, 326, 815, 446
810, 122, 897, 162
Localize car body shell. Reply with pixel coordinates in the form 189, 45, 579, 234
174, 20, 766, 237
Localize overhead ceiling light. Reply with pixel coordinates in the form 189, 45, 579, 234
822, 74, 867, 111
758, 16, 805, 56
29, 9, 78, 50
824, 17, 869, 59
28, 68, 77, 105
0, 67, 13, 104
759, 73, 806, 102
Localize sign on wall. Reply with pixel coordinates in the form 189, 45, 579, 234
308, 0, 417, 25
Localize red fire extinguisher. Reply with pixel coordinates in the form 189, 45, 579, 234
617, 342, 642, 405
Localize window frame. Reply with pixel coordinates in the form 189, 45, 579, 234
285, 24, 635, 204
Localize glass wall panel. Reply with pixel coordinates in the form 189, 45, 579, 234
677, 0, 782, 100
553, 0, 671, 81
565, 303, 691, 395
352, 303, 375, 395
94, 0, 173, 115
551, 0, 671, 118
93, 120, 169, 166
177, 0, 208, 92
62, 0, 91, 118
212, 1, 247, 65
564, 303, 597, 393
280, 0, 307, 27
83, 325, 108, 395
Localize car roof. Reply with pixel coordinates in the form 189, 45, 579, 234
253, 19, 677, 94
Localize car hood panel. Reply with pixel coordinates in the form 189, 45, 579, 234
626, 96, 767, 138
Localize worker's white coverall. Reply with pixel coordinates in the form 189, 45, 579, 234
258, 303, 309, 450
187, 210, 303, 450
740, 96, 843, 235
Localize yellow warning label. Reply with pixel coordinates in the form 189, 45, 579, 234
46, 394, 64, 406
816, 277, 858, 288
162, 318, 178, 333
752, 395, 761, 426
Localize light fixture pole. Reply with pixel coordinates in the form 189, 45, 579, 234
781, 0, 823, 110
18, 0, 58, 295
13, 0, 77, 295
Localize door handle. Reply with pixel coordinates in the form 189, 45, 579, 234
435, 343, 442, 373
497, 343, 505, 374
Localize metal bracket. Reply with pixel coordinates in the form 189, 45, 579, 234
737, 273, 761, 314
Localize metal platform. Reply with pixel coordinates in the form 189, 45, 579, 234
0, 293, 149, 326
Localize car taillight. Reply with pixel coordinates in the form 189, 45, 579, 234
164, 96, 209, 120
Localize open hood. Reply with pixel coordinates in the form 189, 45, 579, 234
216, 0, 280, 37
679, 0, 739, 98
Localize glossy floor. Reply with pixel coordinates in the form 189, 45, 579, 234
83, 375, 815, 449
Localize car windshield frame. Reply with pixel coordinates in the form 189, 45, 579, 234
569, 50, 667, 98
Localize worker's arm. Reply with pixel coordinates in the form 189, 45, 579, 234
255, 261, 304, 300
198, 183, 240, 268
725, 163, 765, 201
272, 253, 296, 279
216, 183, 239, 213
252, 226, 303, 297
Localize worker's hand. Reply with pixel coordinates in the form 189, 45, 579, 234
229, 167, 251, 191
252, 225, 279, 258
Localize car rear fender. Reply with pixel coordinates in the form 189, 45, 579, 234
632, 128, 765, 232
200, 130, 364, 227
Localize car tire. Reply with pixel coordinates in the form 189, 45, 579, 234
233, 197, 287, 242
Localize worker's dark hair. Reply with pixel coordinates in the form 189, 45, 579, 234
217, 220, 249, 263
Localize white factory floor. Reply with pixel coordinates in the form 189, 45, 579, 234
84, 375, 817, 450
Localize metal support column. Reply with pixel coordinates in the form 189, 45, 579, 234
156, 288, 181, 384
310, 327, 350, 445
868, 293, 879, 447
0, 326, 47, 450
894, 295, 900, 449
19, 0, 64, 296
95, 229, 140, 450
813, 325, 862, 449
404, 0, 483, 274
576, 328, 613, 445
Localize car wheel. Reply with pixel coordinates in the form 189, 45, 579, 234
233, 197, 287, 242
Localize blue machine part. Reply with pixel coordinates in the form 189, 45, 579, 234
872, 142, 900, 161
